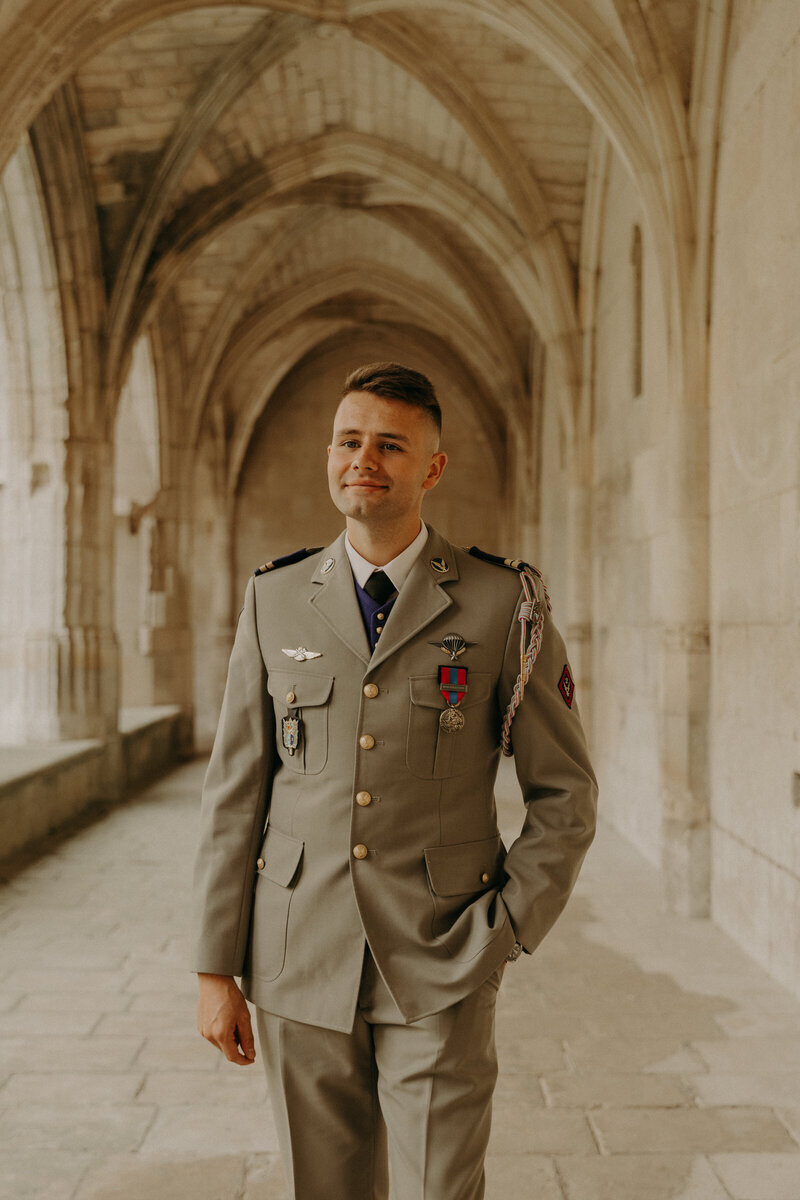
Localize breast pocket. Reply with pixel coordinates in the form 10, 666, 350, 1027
267, 668, 333, 775
406, 671, 494, 779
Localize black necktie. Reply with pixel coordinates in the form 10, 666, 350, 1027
363, 570, 396, 605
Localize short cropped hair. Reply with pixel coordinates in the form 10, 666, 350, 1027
340, 362, 442, 437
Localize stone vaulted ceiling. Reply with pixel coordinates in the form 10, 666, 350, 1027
10, 0, 699, 473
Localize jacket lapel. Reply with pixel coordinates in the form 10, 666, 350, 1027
368, 527, 458, 670
308, 532, 371, 665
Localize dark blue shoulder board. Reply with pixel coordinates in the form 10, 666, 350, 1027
254, 547, 323, 576
466, 546, 541, 578
466, 546, 550, 612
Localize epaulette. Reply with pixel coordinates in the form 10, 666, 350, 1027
465, 546, 550, 610
254, 547, 323, 576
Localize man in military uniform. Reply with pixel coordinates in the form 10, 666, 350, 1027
193, 362, 597, 1200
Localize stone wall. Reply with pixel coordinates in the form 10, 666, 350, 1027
538, 361, 570, 610
707, 0, 800, 991
582, 151, 670, 868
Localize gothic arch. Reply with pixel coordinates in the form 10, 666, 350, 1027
200, 263, 511, 485
180, 203, 526, 452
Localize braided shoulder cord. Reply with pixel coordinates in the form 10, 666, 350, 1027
500, 568, 549, 757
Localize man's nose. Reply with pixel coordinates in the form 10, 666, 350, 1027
352, 444, 379, 470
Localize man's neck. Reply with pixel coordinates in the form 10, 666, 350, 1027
346, 517, 423, 567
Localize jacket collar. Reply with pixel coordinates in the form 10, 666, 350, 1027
309, 526, 458, 668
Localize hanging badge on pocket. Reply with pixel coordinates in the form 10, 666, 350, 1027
281, 714, 302, 756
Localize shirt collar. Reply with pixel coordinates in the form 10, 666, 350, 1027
345, 521, 428, 592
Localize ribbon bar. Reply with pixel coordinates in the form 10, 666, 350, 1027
438, 664, 468, 706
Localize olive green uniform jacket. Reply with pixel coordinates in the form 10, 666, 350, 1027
192, 527, 597, 1032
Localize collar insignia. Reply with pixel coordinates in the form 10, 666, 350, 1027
430, 557, 449, 574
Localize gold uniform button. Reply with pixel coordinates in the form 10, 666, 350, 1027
356, 791, 372, 806
359, 734, 375, 750
285, 691, 296, 704
353, 843, 368, 860
363, 683, 379, 699
257, 858, 265, 870
376, 612, 385, 620
481, 872, 490, 884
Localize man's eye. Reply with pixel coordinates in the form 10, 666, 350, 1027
382, 443, 402, 452
342, 440, 359, 448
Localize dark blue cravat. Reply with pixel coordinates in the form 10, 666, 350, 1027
355, 571, 398, 651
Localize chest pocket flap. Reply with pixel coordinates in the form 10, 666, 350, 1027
267, 668, 333, 708
266, 668, 333, 774
409, 671, 493, 710
424, 834, 505, 896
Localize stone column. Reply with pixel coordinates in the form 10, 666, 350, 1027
656, 400, 711, 917
506, 335, 544, 560
146, 499, 193, 712
190, 437, 236, 752
23, 435, 119, 742
565, 436, 594, 741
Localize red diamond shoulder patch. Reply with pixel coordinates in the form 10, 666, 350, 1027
558, 664, 574, 708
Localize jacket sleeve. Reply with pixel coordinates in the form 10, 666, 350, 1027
191, 575, 276, 975
498, 583, 598, 954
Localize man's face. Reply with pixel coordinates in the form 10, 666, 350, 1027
327, 391, 446, 526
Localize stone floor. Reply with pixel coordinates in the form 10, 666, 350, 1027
1, 759, 800, 1200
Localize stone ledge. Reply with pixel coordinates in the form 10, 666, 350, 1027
0, 706, 192, 862
0, 739, 103, 791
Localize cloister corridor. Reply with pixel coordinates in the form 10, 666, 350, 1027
0, 1, 798, 1197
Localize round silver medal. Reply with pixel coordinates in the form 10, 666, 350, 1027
439, 705, 465, 732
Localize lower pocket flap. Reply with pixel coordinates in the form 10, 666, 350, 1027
424, 835, 504, 897
258, 826, 304, 887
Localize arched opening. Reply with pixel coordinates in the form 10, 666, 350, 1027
113, 335, 162, 713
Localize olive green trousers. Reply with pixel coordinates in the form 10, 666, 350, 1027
256, 948, 502, 1200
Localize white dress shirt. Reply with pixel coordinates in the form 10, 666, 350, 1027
345, 521, 429, 593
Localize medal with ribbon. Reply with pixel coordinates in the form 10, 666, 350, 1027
438, 664, 468, 731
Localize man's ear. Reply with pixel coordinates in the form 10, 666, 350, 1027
422, 451, 447, 492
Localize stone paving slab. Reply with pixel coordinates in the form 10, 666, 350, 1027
709, 1153, 800, 1200
555, 1154, 733, 1199
589, 1106, 796, 1155
0, 756, 799, 1199
541, 1071, 694, 1109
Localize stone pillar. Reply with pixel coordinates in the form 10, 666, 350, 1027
191, 437, 236, 752
115, 495, 192, 716
565, 437, 594, 740
506, 335, 544, 560
23, 435, 119, 741
147, 501, 193, 711
655, 402, 711, 916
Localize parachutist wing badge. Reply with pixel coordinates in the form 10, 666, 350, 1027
430, 633, 475, 661
281, 647, 323, 661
